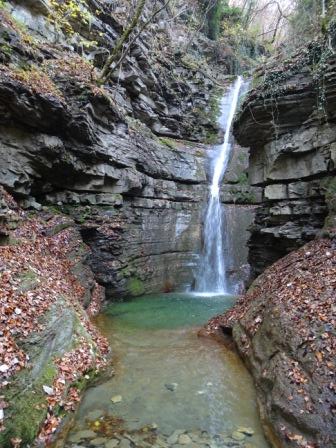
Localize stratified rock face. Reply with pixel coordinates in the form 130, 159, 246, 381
0, 81, 207, 297
0, 0, 221, 298
233, 49, 336, 277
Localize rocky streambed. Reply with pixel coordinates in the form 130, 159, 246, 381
63, 424, 257, 448
57, 294, 269, 448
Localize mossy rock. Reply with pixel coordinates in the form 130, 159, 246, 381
321, 177, 336, 234
158, 137, 178, 149
0, 300, 95, 446
127, 277, 145, 296
17, 268, 39, 292
323, 177, 336, 210
1, 362, 58, 446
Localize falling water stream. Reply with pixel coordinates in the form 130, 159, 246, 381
59, 79, 269, 448
196, 77, 244, 294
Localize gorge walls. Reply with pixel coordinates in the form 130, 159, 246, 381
233, 47, 336, 277
0, 0, 228, 299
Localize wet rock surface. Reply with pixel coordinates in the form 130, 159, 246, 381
234, 52, 336, 277
64, 418, 257, 448
0, 0, 215, 298
208, 238, 336, 448
0, 1, 258, 298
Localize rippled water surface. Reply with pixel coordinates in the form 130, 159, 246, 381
64, 293, 268, 447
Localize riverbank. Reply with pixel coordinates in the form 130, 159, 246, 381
206, 238, 336, 448
0, 188, 109, 446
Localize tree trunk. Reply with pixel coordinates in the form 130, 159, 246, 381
99, 0, 147, 81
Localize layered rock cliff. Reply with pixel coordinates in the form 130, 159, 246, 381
233, 43, 336, 277
205, 41, 336, 448
0, 1, 261, 445
0, 0, 232, 299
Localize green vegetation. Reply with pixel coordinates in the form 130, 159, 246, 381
197, 0, 266, 72
229, 187, 257, 204
322, 176, 336, 207
159, 137, 179, 149
250, 35, 335, 114
49, 0, 93, 36
236, 172, 248, 185
288, 0, 336, 47
1, 362, 57, 446
200, 0, 241, 41
127, 277, 145, 296
320, 176, 336, 233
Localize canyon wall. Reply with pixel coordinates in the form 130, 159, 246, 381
0, 0, 257, 299
217, 42, 336, 448
0, 0, 216, 299
234, 47, 336, 277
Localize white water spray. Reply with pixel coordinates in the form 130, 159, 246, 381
196, 76, 244, 294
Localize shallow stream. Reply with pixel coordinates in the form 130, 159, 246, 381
64, 294, 269, 448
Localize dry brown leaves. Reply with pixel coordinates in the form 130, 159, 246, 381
0, 193, 109, 440
207, 238, 336, 447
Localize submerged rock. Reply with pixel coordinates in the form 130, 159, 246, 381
231, 431, 245, 441
177, 434, 192, 445
165, 383, 178, 392
87, 409, 105, 421
105, 440, 120, 448
69, 429, 97, 443
167, 429, 185, 445
111, 395, 123, 403
118, 439, 131, 448
91, 437, 109, 446
236, 427, 254, 436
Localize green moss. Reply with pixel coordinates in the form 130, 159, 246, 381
236, 172, 248, 185
6, 237, 21, 246
120, 266, 131, 278
45, 205, 63, 215
0, 42, 12, 56
16, 269, 39, 292
251, 40, 333, 113
180, 55, 199, 70
47, 221, 72, 236
159, 137, 178, 149
209, 87, 224, 122
194, 148, 204, 157
324, 176, 336, 198
322, 177, 336, 227
205, 130, 219, 145
127, 277, 145, 296
1, 362, 58, 447
229, 187, 256, 204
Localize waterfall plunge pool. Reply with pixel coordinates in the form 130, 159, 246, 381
61, 293, 269, 448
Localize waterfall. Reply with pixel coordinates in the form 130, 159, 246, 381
196, 76, 244, 294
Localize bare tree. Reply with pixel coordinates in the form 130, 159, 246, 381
99, 0, 147, 82
99, 0, 171, 83
183, 0, 218, 51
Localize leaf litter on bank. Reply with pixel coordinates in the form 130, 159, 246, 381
207, 238, 336, 448
0, 191, 110, 442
